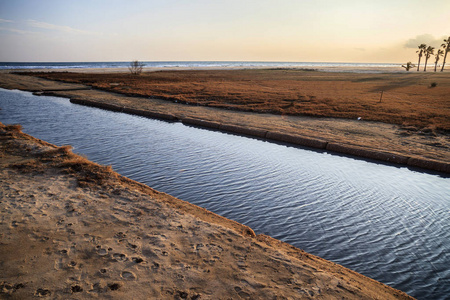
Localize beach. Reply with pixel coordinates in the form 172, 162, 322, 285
0, 122, 415, 299
0, 67, 447, 299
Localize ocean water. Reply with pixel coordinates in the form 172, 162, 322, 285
1, 88, 449, 299
0, 61, 403, 73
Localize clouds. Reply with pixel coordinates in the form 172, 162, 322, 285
404, 34, 446, 48
0, 27, 31, 34
26, 20, 97, 35
0, 18, 98, 36
1, 0, 448, 62
0, 18, 30, 34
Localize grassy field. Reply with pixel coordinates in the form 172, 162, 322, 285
23, 69, 450, 132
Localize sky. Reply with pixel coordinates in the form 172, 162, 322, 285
0, 0, 449, 63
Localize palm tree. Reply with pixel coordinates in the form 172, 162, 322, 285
434, 49, 444, 72
416, 43, 427, 71
441, 36, 450, 72
423, 46, 434, 72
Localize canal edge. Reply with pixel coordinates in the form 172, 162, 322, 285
63, 97, 449, 175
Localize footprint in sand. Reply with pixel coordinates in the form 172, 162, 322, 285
127, 242, 138, 250
236, 260, 247, 270
108, 283, 120, 291
114, 232, 127, 239
132, 257, 144, 263
99, 268, 108, 275
113, 253, 127, 262
71, 285, 83, 293
121, 271, 136, 280
67, 261, 77, 268
234, 286, 251, 299
97, 248, 108, 256
34, 288, 51, 297
54, 259, 64, 270
0, 282, 25, 294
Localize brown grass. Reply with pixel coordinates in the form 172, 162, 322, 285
5, 124, 23, 132
20, 69, 450, 131
1, 123, 116, 187
59, 157, 116, 188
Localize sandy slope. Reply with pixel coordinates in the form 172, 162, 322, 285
0, 123, 415, 299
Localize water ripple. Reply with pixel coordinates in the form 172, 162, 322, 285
1, 89, 450, 299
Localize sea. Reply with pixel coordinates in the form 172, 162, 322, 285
0, 61, 403, 73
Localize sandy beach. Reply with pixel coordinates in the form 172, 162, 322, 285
0, 122, 415, 299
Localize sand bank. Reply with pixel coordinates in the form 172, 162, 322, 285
0, 123, 414, 299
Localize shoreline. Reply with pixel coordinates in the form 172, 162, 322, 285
1, 70, 449, 174
1, 63, 408, 74
0, 122, 414, 299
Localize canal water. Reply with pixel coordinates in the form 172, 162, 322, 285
1, 88, 449, 299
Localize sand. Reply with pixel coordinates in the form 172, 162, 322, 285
0, 123, 414, 299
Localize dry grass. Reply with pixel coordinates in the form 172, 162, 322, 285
9, 160, 47, 174
5, 124, 23, 132
1, 123, 116, 187
20, 69, 450, 131
58, 156, 116, 188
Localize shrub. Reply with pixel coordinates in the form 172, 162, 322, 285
128, 60, 145, 75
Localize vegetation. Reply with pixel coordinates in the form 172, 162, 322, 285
441, 36, 449, 72
410, 36, 449, 72
435, 49, 444, 72
402, 62, 415, 71
416, 44, 427, 71
423, 46, 435, 72
128, 60, 145, 75
21, 69, 450, 131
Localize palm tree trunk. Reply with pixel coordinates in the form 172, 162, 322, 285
441, 50, 448, 72
424, 57, 428, 72
417, 56, 421, 71
435, 62, 438, 72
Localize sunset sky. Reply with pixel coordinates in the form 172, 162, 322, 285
0, 0, 449, 63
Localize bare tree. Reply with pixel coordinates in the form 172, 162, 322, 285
441, 36, 450, 72
129, 60, 145, 75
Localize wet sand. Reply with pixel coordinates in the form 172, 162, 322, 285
0, 123, 414, 299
